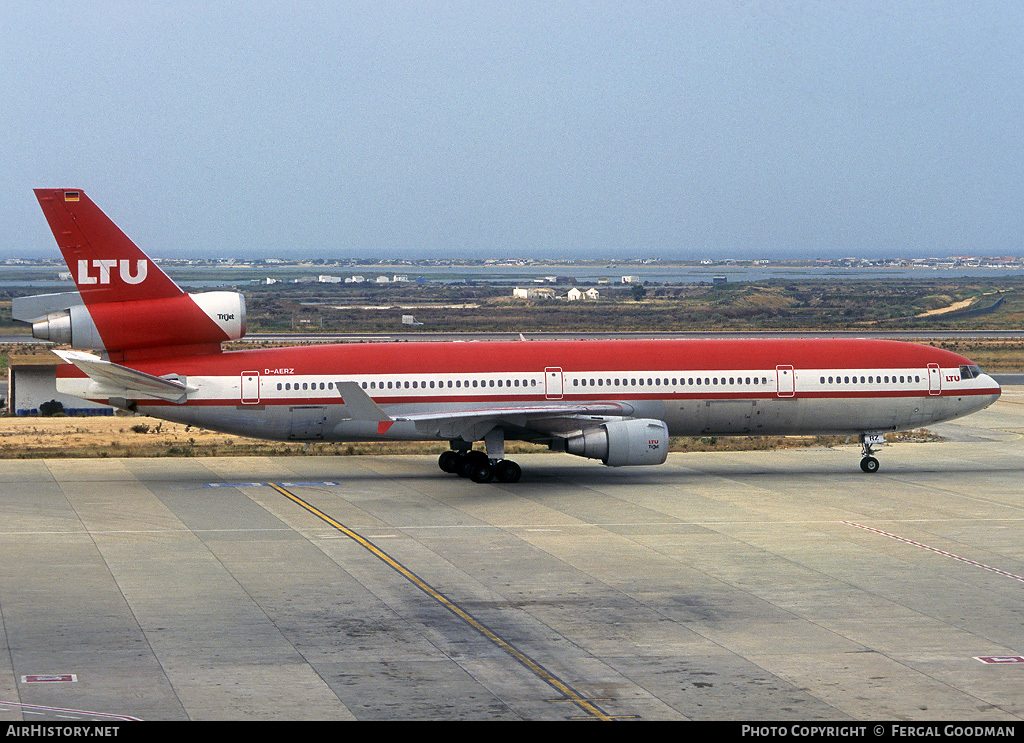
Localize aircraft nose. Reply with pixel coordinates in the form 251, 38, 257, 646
983, 373, 1002, 403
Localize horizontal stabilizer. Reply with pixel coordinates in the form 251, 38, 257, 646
54, 350, 194, 404
11, 292, 83, 323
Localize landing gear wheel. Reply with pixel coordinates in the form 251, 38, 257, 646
469, 461, 495, 483
860, 456, 879, 474
456, 450, 488, 478
494, 460, 522, 483
438, 450, 460, 473
456, 457, 474, 478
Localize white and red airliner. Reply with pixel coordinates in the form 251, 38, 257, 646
14, 189, 1001, 483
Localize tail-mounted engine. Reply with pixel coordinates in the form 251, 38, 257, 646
14, 290, 246, 353
565, 418, 670, 466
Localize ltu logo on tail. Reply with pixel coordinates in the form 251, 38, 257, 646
77, 259, 148, 285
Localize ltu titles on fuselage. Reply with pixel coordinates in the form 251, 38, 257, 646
16, 188, 1001, 485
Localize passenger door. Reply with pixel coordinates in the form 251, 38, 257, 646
544, 367, 563, 399
776, 365, 795, 398
241, 371, 260, 404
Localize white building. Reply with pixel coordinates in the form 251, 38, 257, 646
567, 287, 600, 301
513, 287, 556, 300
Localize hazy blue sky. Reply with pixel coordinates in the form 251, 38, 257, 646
3, 1, 1023, 261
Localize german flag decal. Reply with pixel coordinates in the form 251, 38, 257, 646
64, 191, 80, 202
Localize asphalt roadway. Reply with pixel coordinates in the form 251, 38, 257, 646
1, 393, 1024, 721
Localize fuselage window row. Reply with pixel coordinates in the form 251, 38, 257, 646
276, 381, 334, 391
571, 376, 770, 388
272, 372, 933, 395
817, 375, 922, 384
276, 379, 538, 392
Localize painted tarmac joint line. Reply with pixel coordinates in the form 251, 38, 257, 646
267, 481, 630, 721
844, 521, 1024, 584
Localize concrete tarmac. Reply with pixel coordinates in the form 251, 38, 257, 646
1, 392, 1023, 721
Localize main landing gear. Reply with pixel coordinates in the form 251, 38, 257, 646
439, 430, 522, 483
438, 449, 522, 483
859, 433, 884, 473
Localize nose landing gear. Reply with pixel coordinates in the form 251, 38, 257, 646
860, 455, 880, 473
859, 433, 885, 473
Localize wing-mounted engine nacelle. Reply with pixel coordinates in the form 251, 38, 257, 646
565, 418, 670, 466
23, 290, 246, 351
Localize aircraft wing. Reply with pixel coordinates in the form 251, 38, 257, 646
334, 382, 635, 440
54, 350, 195, 404
389, 401, 637, 442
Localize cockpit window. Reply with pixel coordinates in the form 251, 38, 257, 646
959, 364, 983, 379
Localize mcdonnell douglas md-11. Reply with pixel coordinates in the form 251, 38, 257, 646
13, 189, 1001, 483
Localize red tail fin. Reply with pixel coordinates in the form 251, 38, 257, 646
34, 189, 182, 304
30, 189, 245, 360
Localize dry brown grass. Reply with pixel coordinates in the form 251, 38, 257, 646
0, 413, 559, 459
925, 339, 1024, 371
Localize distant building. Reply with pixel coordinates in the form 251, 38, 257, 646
318, 275, 342, 283
621, 275, 640, 284
513, 287, 556, 300
566, 287, 600, 301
